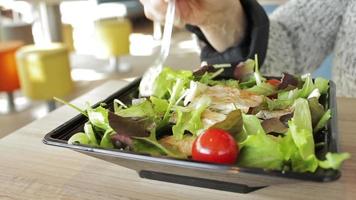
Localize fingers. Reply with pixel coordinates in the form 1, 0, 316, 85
140, 0, 168, 22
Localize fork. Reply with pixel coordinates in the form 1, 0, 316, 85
139, 0, 176, 97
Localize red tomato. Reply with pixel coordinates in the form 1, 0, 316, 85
267, 79, 281, 87
192, 129, 239, 164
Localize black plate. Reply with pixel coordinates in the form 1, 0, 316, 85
43, 78, 340, 193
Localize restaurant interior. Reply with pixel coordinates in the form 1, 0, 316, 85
1, 0, 355, 199
0, 0, 330, 138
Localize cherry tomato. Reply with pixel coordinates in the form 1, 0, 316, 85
192, 128, 239, 164
267, 79, 281, 87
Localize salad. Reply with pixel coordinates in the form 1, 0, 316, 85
61, 57, 350, 173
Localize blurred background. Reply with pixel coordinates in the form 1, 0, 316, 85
0, 0, 330, 138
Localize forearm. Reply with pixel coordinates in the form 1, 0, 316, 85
199, 1, 247, 52
186, 0, 269, 69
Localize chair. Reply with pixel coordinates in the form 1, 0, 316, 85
16, 43, 73, 111
0, 22, 34, 45
62, 24, 75, 52
0, 41, 23, 111
95, 18, 132, 72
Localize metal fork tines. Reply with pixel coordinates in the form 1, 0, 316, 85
139, 0, 176, 97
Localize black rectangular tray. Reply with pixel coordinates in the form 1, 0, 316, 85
43, 78, 340, 193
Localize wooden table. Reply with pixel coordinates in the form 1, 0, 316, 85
0, 80, 355, 200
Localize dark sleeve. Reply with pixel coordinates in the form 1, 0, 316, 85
186, 0, 269, 76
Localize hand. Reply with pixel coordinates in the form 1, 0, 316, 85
140, 0, 247, 52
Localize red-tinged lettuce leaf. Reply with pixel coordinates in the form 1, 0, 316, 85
111, 133, 133, 148
279, 113, 294, 126
194, 68, 227, 87
247, 99, 269, 115
278, 73, 300, 90
261, 118, 288, 134
193, 65, 218, 76
108, 111, 150, 137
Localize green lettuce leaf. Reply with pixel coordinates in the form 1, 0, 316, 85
308, 97, 325, 127
238, 112, 285, 170
279, 129, 319, 173
253, 55, 266, 85
150, 96, 169, 116
198, 68, 224, 84
279, 131, 296, 161
298, 75, 315, 98
314, 109, 331, 133
84, 122, 99, 146
238, 132, 284, 170
314, 77, 329, 94
115, 99, 155, 118
202, 78, 239, 88
68, 132, 90, 145
287, 98, 319, 172
172, 95, 211, 139
153, 67, 192, 98
246, 82, 276, 96
131, 139, 165, 156
54, 97, 87, 116
239, 78, 257, 89
242, 114, 265, 135
319, 152, 351, 170
133, 128, 184, 158
290, 152, 319, 173
278, 88, 299, 101
163, 78, 187, 120
87, 105, 111, 130
100, 129, 114, 148
288, 121, 315, 160
266, 97, 294, 110
292, 98, 313, 132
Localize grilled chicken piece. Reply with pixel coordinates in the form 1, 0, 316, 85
203, 85, 263, 114
159, 135, 196, 156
